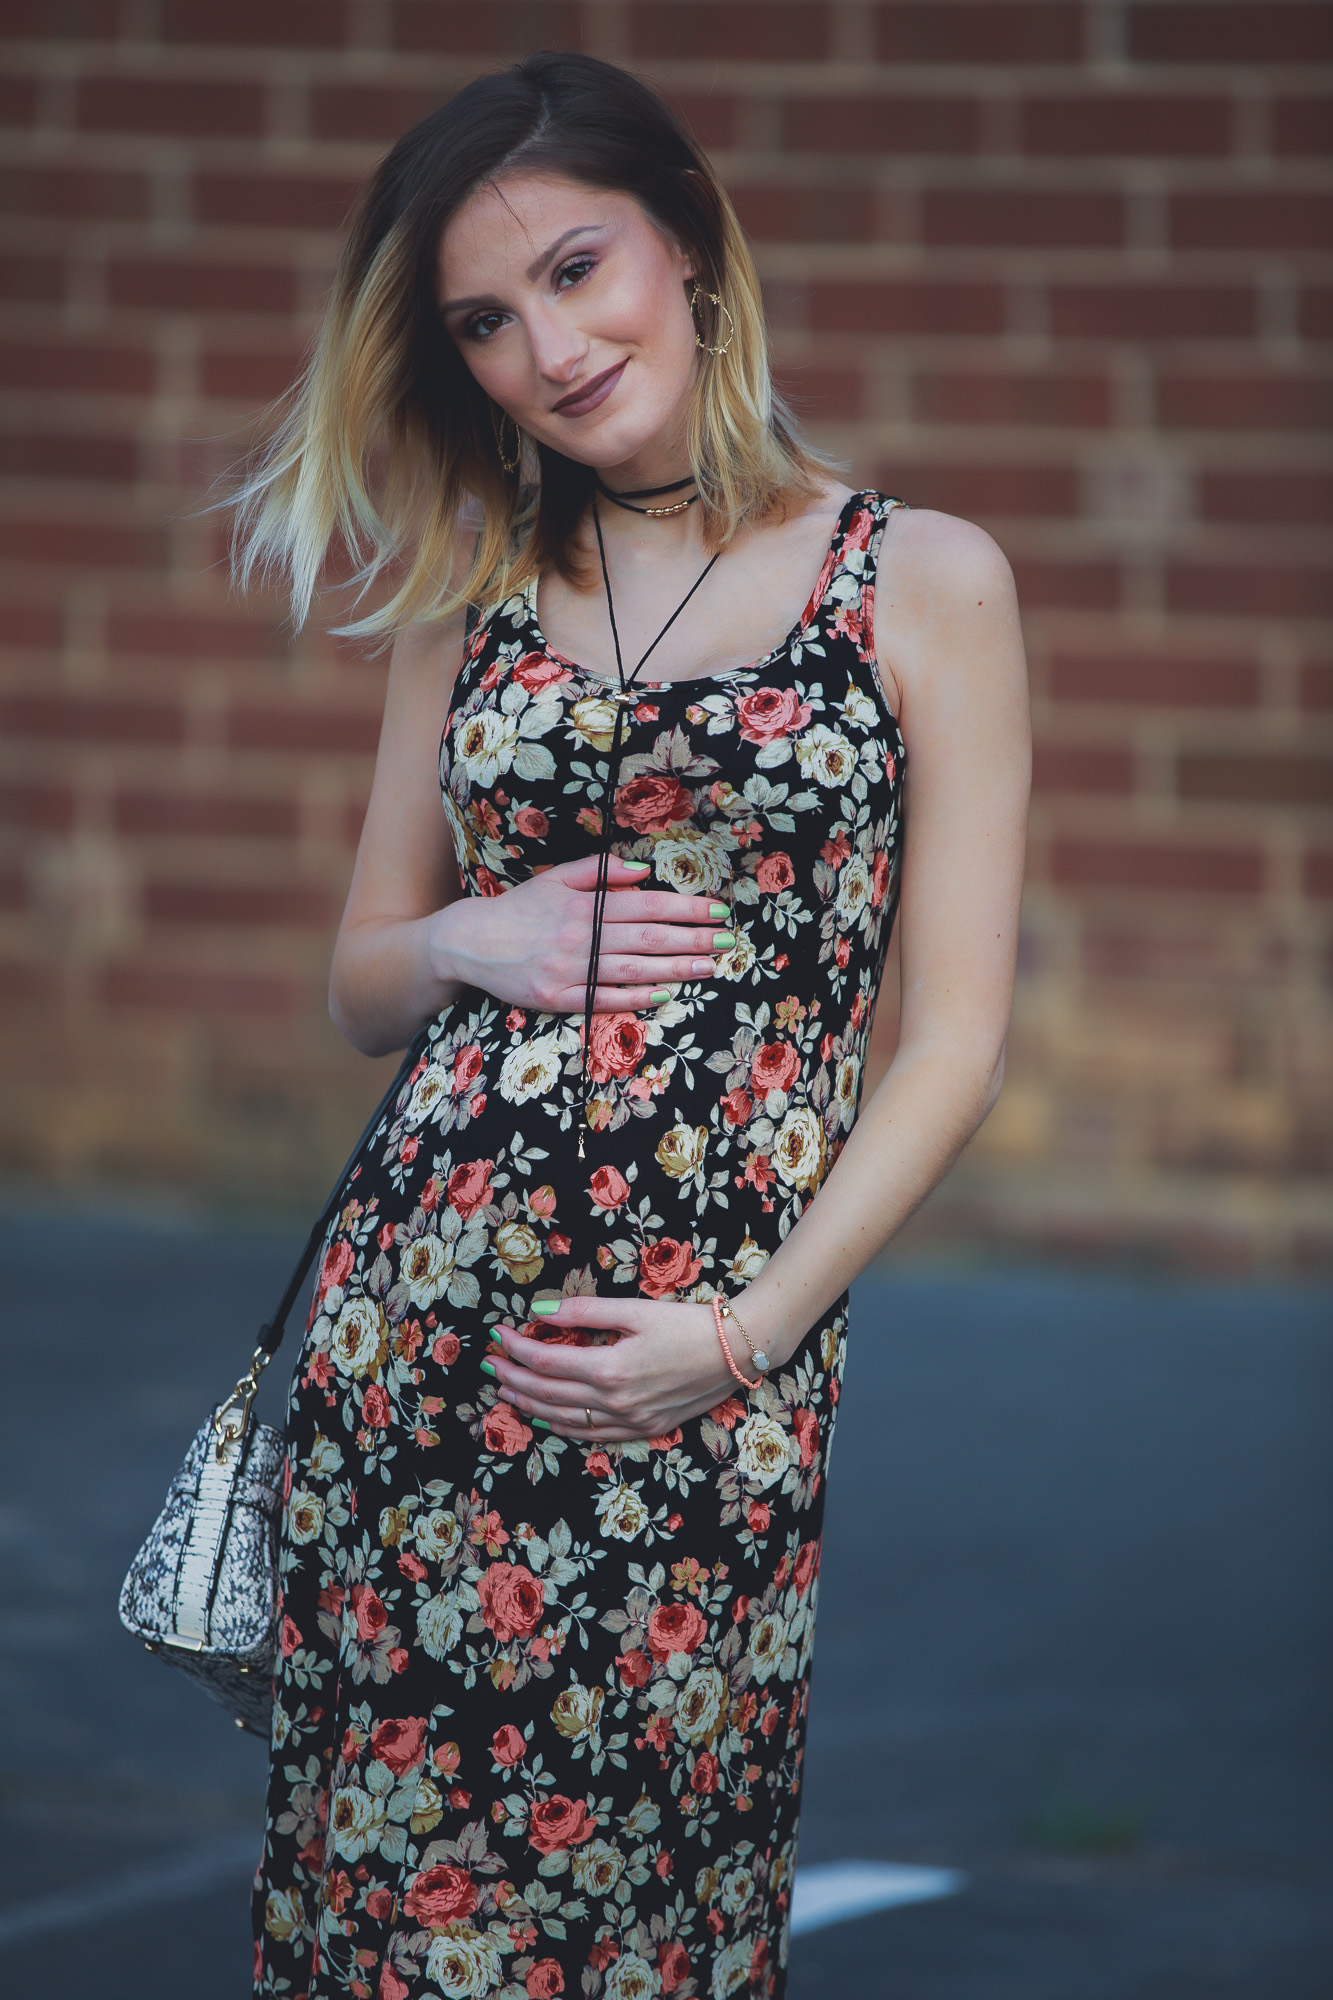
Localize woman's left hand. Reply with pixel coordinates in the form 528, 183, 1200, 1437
486, 1298, 752, 1442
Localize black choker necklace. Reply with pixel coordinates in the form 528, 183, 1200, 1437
595, 472, 699, 518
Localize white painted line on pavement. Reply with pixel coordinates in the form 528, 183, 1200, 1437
789, 1859, 966, 1936
0, 1830, 257, 1947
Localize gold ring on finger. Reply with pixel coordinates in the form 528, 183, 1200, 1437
585, 1406, 593, 1428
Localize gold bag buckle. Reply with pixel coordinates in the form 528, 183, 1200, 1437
211, 1345, 269, 1463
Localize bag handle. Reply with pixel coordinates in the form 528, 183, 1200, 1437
211, 1028, 428, 1454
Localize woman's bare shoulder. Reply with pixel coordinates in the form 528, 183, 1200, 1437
390, 613, 468, 675
798, 476, 857, 531
872, 507, 1025, 718
388, 524, 480, 677
877, 504, 1016, 606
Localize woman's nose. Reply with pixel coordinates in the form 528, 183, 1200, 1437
527, 302, 589, 385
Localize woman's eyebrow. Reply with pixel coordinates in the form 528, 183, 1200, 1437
440, 224, 608, 314
523, 222, 606, 281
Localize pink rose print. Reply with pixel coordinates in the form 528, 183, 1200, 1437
735, 685, 812, 746
613, 772, 694, 832
586, 1012, 647, 1084
447, 1158, 494, 1218
527, 1794, 594, 1855
402, 1863, 478, 1926
659, 1942, 691, 1993
492, 1723, 526, 1766
793, 1406, 819, 1467
755, 851, 795, 893
482, 1402, 534, 1455
589, 1164, 631, 1208
722, 1087, 753, 1126
317, 1238, 353, 1303
512, 651, 570, 693
361, 1382, 390, 1429
750, 1041, 800, 1097
369, 1715, 428, 1775
526, 1960, 565, 1998
647, 1602, 707, 1660
477, 1562, 545, 1642
638, 1237, 703, 1299
351, 1584, 387, 1642
794, 1539, 821, 1597
453, 1044, 483, 1093
690, 1752, 719, 1794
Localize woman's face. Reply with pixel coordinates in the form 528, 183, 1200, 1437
437, 173, 699, 473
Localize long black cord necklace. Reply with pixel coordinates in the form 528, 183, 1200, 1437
578, 498, 720, 1155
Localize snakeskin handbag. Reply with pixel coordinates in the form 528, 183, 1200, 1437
118, 1037, 423, 1735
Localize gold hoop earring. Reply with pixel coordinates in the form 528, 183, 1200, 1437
492, 407, 520, 474
690, 283, 734, 357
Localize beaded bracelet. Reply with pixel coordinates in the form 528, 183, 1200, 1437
720, 1296, 769, 1374
712, 1295, 761, 1390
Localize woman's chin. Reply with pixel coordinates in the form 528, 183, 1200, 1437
546, 398, 691, 474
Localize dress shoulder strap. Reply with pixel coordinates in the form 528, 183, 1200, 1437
806, 491, 908, 642
862, 492, 908, 617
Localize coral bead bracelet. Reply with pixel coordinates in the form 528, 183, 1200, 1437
711, 1295, 770, 1389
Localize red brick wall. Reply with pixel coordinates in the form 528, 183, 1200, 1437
2, 3, 1330, 1265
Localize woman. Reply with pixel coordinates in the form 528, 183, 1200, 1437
238, 50, 1029, 2000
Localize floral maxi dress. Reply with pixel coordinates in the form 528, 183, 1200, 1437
254, 492, 907, 2000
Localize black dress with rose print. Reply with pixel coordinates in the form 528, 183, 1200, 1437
254, 492, 907, 2000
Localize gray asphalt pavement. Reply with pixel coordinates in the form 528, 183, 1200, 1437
0, 1200, 1328, 1997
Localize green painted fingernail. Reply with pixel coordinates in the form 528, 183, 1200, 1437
480, 1359, 498, 1379
626, 861, 651, 873
712, 931, 735, 949
709, 902, 729, 920
488, 1327, 504, 1344
650, 988, 671, 1004
530, 1300, 560, 1316
532, 1417, 552, 1431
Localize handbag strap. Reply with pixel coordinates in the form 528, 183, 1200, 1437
212, 1027, 428, 1453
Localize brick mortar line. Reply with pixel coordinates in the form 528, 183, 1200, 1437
12, 51, 1332, 89
8, 50, 1333, 101
2, 480, 1327, 537
9, 431, 1330, 474
8, 129, 1333, 186
3, 515, 1329, 564
3, 227, 1331, 273
1036, 717, 1333, 752
8, 233, 1324, 284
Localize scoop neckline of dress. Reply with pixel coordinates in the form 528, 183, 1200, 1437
522, 488, 872, 694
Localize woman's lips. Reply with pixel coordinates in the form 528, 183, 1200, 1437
551, 359, 627, 418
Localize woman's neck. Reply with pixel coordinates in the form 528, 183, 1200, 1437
596, 434, 694, 496
585, 487, 710, 566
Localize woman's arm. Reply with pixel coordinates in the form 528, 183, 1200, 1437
742, 505, 1030, 1357
331, 617, 766, 1058
328, 614, 472, 1055
486, 507, 1030, 1437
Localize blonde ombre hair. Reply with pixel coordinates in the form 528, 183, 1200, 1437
232, 51, 824, 639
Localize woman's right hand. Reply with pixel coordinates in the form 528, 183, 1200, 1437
426, 854, 734, 1015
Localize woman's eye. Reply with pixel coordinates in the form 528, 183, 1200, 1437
464, 311, 508, 342
555, 256, 596, 292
